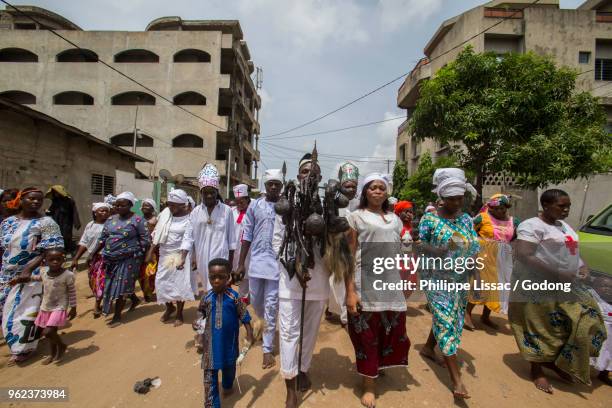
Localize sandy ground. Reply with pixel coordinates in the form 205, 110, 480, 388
0, 270, 610, 408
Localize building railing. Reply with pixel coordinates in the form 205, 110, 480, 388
484, 8, 523, 19
398, 57, 429, 97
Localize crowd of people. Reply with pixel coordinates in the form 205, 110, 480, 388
0, 156, 610, 408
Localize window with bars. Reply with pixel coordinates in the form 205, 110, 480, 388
91, 174, 115, 196
595, 58, 612, 81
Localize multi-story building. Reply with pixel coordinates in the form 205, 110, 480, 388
0, 5, 261, 194
396, 0, 612, 224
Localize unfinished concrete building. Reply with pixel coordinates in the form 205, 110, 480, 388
0, 5, 261, 194
396, 0, 612, 224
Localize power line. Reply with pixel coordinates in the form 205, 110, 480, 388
261, 141, 396, 163
1, 0, 226, 131
264, 0, 544, 138
262, 116, 406, 141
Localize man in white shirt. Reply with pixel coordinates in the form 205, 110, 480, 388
231, 184, 251, 302
279, 154, 331, 408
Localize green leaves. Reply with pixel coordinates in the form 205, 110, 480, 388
409, 46, 610, 196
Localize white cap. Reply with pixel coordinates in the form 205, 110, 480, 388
233, 184, 249, 198
264, 169, 283, 183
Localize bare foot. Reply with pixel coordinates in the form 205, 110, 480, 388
464, 314, 475, 331
481, 316, 499, 330
531, 367, 553, 394
598, 371, 612, 386
55, 343, 67, 362
262, 352, 275, 369
42, 346, 56, 365
129, 296, 141, 311
361, 391, 376, 408
285, 388, 298, 408
452, 382, 470, 399
161, 305, 176, 322
297, 371, 311, 392
419, 347, 446, 367
173, 318, 184, 327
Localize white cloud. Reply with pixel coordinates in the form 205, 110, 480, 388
357, 111, 401, 177
237, 0, 369, 52
379, 0, 444, 32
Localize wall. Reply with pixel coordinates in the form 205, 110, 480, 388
0, 29, 235, 180
0, 108, 139, 236
115, 169, 154, 200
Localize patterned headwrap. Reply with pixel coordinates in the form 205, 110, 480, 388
338, 162, 359, 184
487, 193, 511, 208
198, 163, 220, 189
6, 187, 43, 210
104, 194, 117, 206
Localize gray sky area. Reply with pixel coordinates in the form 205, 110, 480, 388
5, 0, 585, 180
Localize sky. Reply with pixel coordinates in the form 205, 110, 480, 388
4, 0, 585, 181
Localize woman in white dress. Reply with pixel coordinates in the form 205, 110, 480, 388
146, 189, 194, 326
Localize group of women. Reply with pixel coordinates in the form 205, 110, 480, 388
339, 167, 609, 407
0, 187, 198, 364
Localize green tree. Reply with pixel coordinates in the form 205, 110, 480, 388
396, 152, 460, 210
410, 47, 612, 207
392, 160, 409, 195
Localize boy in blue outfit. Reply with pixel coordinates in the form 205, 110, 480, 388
196, 258, 254, 408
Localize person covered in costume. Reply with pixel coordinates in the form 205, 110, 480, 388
326, 161, 359, 327
465, 193, 519, 330
235, 170, 283, 370
45, 185, 81, 253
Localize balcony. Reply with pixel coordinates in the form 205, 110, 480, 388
397, 57, 431, 109
397, 119, 410, 136
484, 8, 523, 19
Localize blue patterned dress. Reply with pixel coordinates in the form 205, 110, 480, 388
99, 214, 150, 314
0, 216, 63, 354
418, 212, 480, 356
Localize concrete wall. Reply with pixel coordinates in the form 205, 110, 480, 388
0, 29, 238, 179
115, 169, 154, 200
0, 108, 140, 235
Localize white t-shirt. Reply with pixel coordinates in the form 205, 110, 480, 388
516, 217, 583, 275
78, 221, 105, 256
347, 209, 407, 312
278, 240, 331, 301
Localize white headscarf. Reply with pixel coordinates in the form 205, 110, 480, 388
187, 196, 196, 209
431, 168, 476, 199
167, 189, 189, 204
264, 169, 283, 183
116, 191, 137, 204
362, 173, 389, 190
388, 196, 398, 205
141, 198, 157, 212
104, 194, 116, 205
92, 202, 110, 212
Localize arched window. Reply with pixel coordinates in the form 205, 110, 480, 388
111, 91, 155, 105
173, 91, 206, 106
0, 90, 36, 104
0, 48, 38, 62
172, 134, 204, 148
56, 49, 98, 62
53, 91, 94, 105
110, 133, 154, 147
173, 49, 211, 63
114, 49, 159, 63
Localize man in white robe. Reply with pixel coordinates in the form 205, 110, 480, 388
231, 184, 251, 301
184, 163, 236, 292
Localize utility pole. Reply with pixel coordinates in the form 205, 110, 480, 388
254, 67, 263, 182
226, 148, 232, 199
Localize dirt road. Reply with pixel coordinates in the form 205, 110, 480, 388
0, 271, 609, 408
